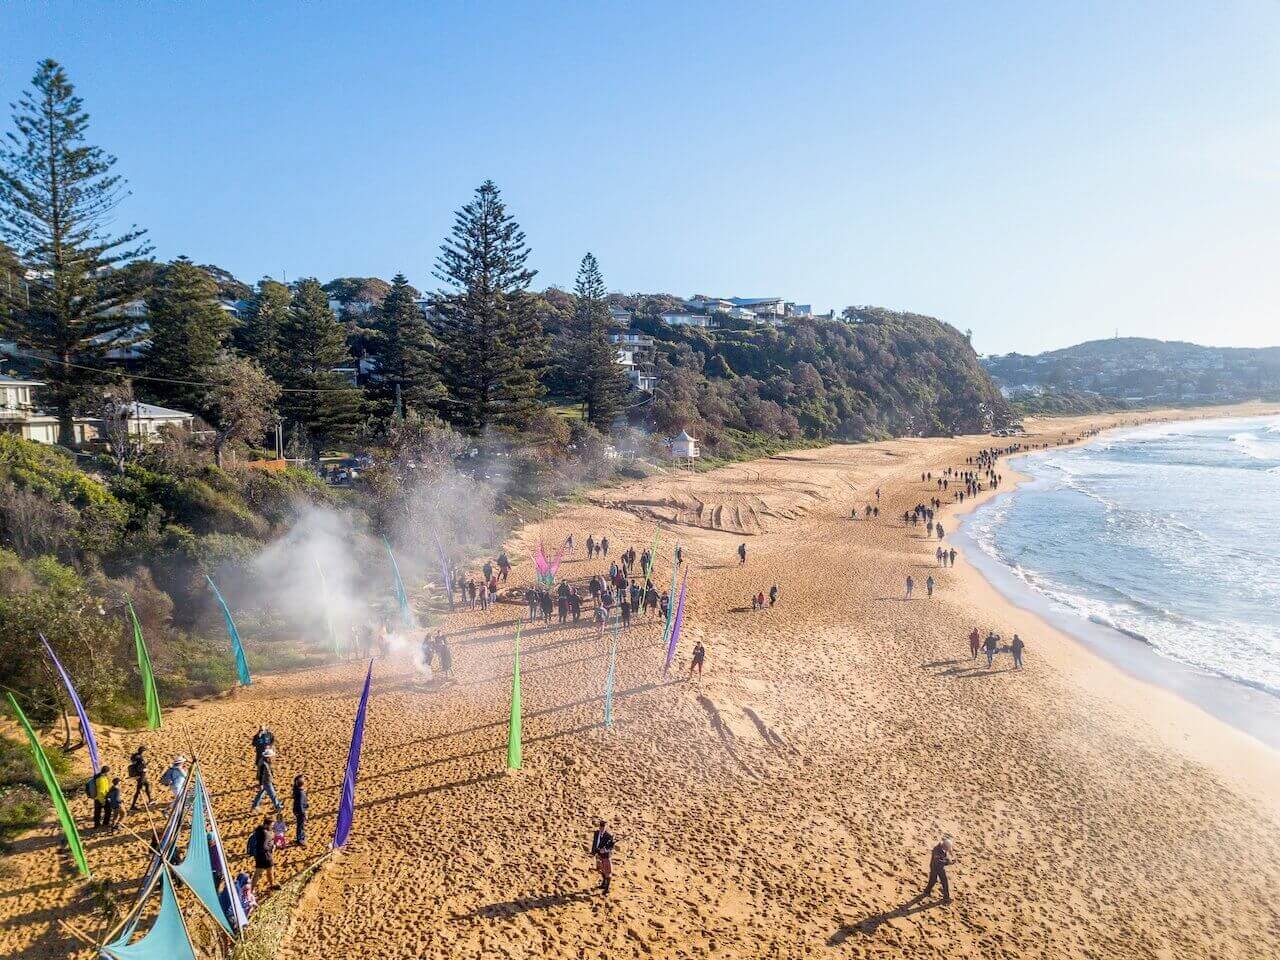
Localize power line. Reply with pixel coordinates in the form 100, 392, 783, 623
4, 348, 365, 394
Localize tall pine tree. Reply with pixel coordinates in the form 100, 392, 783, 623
142, 257, 232, 415
0, 59, 152, 446
277, 278, 362, 459
431, 181, 546, 436
569, 253, 627, 430
369, 273, 441, 418
236, 278, 291, 380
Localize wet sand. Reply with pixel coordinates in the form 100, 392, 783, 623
4, 403, 1280, 959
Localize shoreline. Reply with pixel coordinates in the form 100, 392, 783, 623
953, 413, 1280, 752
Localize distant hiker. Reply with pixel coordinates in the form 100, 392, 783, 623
128, 746, 152, 811
620, 601, 631, 629
738, 543, 747, 566
675, 545, 683, 566
905, 576, 914, 600
601, 536, 610, 557
968, 628, 981, 660
756, 590, 765, 610
106, 778, 124, 831
590, 820, 616, 895
586, 534, 595, 558
926, 575, 935, 598
949, 548, 957, 566
498, 551, 511, 582
249, 816, 277, 891
292, 775, 308, 846
437, 637, 454, 677
690, 641, 706, 678
769, 585, 778, 607
87, 767, 110, 829
936, 522, 945, 540
983, 632, 999, 668
922, 836, 956, 902
251, 754, 282, 812
1011, 634, 1025, 670
159, 756, 188, 805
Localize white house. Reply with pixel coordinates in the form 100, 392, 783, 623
630, 370, 657, 392
661, 312, 717, 329
729, 296, 786, 317
1, 374, 192, 445
608, 305, 633, 327
669, 430, 700, 459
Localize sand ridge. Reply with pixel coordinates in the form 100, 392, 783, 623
3, 404, 1280, 959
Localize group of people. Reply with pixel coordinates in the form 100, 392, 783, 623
750, 585, 779, 610
968, 627, 1026, 669
244, 725, 309, 894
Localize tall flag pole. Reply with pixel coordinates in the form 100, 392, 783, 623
314, 557, 341, 657
604, 618, 618, 728
645, 527, 660, 579
38, 633, 99, 773
127, 599, 162, 730
383, 537, 413, 628
663, 570, 689, 676
6, 693, 90, 877
333, 660, 374, 849
506, 627, 523, 770
206, 576, 251, 686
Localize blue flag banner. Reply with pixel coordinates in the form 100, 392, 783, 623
384, 538, 413, 628
333, 661, 373, 849
206, 576, 251, 685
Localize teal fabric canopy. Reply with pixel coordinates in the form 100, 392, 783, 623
101, 868, 196, 960
171, 768, 234, 936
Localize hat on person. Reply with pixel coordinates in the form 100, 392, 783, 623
174, 755, 188, 764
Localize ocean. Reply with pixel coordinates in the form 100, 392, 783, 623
962, 415, 1280, 713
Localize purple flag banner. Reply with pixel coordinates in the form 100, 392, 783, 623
333, 661, 373, 849
39, 634, 100, 773
663, 572, 688, 675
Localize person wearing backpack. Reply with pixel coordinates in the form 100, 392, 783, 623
86, 766, 111, 829
247, 816, 276, 891
128, 746, 152, 811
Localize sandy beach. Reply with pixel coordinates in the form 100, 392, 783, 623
5, 403, 1280, 959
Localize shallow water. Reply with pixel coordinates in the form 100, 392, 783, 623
967, 415, 1280, 699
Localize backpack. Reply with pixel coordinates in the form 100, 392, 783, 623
84, 775, 98, 798
127, 756, 142, 778
246, 830, 260, 857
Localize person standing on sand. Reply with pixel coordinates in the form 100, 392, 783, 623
689, 641, 706, 678
983, 632, 999, 668
905, 576, 914, 600
969, 628, 981, 660
922, 836, 956, 902
1011, 634, 1025, 670
769, 585, 778, 607
738, 542, 747, 566
292, 775, 308, 846
949, 547, 957, 566
590, 820, 616, 895
249, 816, 276, 891
926, 575, 935, 598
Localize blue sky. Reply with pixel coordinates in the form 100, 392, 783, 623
2, 1, 1276, 353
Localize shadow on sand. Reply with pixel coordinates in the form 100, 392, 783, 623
828, 895, 946, 943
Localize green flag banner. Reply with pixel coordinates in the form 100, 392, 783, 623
662, 545, 681, 648
128, 599, 162, 730
507, 628, 522, 770
645, 528, 660, 579
6, 693, 90, 877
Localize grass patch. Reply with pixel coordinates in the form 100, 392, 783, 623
231, 854, 330, 960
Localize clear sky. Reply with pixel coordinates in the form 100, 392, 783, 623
2, 1, 1276, 354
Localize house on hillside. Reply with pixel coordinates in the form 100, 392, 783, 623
1, 374, 193, 445
660, 311, 718, 329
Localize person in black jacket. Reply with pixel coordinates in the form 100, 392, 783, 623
291, 775, 308, 847
128, 746, 152, 811
922, 836, 956, 902
589, 820, 616, 895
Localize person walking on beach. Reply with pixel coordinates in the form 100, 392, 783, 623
922, 836, 956, 903
968, 628, 981, 660
1011, 634, 1025, 670
905, 576, 914, 600
983, 632, 999, 668
590, 820, 616, 895
251, 752, 282, 813
949, 547, 957, 567
769, 585, 778, 607
926, 575, 935, 598
292, 775, 308, 847
159, 756, 188, 806
738, 542, 747, 566
128, 746, 152, 811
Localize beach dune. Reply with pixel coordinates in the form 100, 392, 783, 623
3, 406, 1279, 959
